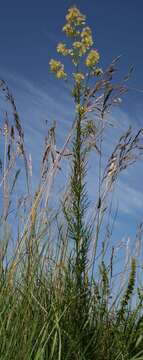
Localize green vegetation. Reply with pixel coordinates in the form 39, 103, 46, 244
0, 5, 143, 359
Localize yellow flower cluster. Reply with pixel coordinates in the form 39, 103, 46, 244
72, 41, 85, 56
62, 6, 85, 37
49, 59, 66, 79
49, 6, 102, 82
72, 27, 93, 56
73, 40, 92, 57
62, 11, 93, 59
85, 49, 100, 67
73, 72, 85, 84
81, 27, 93, 48
62, 23, 77, 37
66, 6, 86, 25
57, 43, 69, 56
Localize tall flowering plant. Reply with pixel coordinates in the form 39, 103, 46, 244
49, 6, 103, 290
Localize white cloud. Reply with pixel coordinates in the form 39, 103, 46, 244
1, 68, 143, 222
116, 180, 143, 215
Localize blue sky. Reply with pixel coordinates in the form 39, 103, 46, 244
0, 0, 143, 265
1, 0, 143, 119
1, 0, 143, 83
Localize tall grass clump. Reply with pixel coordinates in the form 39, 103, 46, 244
0, 5, 143, 360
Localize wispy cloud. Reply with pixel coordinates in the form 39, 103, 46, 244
0, 68, 143, 226
116, 179, 143, 216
